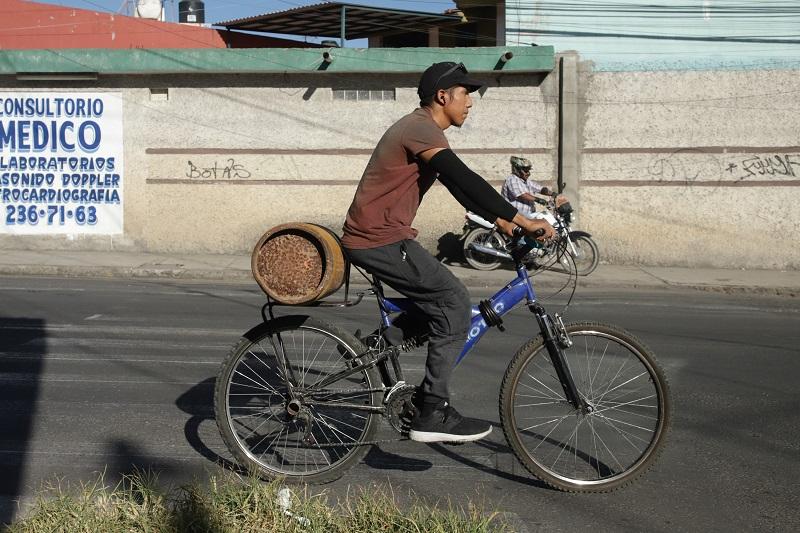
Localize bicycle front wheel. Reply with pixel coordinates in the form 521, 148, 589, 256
571, 235, 599, 276
214, 315, 381, 484
500, 322, 670, 492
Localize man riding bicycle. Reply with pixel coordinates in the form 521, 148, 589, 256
341, 62, 555, 444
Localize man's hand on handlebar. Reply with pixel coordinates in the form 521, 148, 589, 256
496, 215, 556, 241
495, 217, 518, 237
518, 216, 556, 241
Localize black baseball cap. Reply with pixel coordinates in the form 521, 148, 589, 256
417, 61, 483, 99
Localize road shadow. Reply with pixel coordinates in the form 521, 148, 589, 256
434, 231, 465, 265
426, 422, 551, 490
177, 377, 435, 477
363, 446, 432, 472
175, 377, 242, 473
104, 439, 179, 488
175, 377, 551, 487
0, 316, 46, 526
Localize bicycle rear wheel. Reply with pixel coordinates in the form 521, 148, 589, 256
214, 315, 381, 484
500, 321, 670, 492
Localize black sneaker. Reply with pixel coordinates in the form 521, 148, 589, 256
408, 402, 492, 443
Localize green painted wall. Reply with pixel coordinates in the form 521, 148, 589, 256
0, 46, 554, 75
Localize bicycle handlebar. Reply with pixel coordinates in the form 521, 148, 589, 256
512, 226, 545, 239
509, 227, 546, 264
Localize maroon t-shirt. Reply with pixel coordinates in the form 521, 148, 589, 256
342, 107, 450, 249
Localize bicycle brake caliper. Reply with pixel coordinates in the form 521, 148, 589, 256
554, 314, 572, 348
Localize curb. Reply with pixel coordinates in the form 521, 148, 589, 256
0, 265, 796, 297
0, 265, 253, 281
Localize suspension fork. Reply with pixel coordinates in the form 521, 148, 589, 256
563, 232, 579, 257
556, 219, 579, 258
529, 302, 587, 411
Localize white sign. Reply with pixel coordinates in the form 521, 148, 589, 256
0, 93, 124, 235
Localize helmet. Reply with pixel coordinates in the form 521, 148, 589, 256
510, 156, 532, 177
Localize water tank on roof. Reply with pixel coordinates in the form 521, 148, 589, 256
179, 1, 205, 24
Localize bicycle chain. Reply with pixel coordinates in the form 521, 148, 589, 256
299, 383, 416, 448
308, 387, 385, 397
301, 436, 410, 449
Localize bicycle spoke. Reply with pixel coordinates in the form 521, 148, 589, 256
550, 417, 587, 472
247, 348, 284, 387
237, 360, 283, 395
586, 420, 625, 473
594, 413, 656, 443
230, 411, 278, 422
315, 409, 366, 434
521, 372, 565, 401
592, 393, 656, 417
516, 400, 566, 407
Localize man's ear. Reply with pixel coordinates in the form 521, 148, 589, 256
436, 89, 447, 106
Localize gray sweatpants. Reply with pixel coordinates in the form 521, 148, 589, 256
345, 239, 471, 401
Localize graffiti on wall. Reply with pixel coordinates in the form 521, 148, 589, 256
647, 149, 800, 189
647, 148, 723, 191
725, 154, 800, 181
186, 159, 251, 180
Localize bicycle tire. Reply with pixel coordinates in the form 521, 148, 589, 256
499, 321, 671, 493
463, 227, 504, 271
214, 315, 381, 484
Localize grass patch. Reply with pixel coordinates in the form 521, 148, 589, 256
7, 470, 510, 532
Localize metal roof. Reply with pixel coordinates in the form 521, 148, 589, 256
216, 2, 463, 40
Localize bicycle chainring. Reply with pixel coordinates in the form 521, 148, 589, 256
385, 384, 419, 434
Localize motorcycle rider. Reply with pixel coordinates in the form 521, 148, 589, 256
501, 156, 567, 217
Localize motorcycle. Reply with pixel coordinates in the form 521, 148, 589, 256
460, 195, 600, 276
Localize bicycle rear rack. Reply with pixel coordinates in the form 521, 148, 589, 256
261, 262, 378, 323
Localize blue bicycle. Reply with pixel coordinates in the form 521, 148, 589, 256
214, 234, 671, 492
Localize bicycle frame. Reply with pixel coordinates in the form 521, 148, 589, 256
295, 238, 586, 412
373, 257, 587, 412
376, 264, 536, 365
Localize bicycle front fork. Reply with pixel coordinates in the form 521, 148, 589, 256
529, 302, 589, 412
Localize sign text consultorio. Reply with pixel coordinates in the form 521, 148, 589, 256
0, 93, 124, 235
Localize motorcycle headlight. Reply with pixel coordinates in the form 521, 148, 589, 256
556, 202, 573, 215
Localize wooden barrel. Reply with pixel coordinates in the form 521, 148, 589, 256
251, 222, 346, 304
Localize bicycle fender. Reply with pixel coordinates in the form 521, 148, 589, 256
568, 230, 592, 239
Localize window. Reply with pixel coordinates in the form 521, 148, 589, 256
332, 89, 395, 101
149, 87, 169, 101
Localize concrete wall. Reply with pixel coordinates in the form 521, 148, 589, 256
2, 63, 798, 270
577, 67, 800, 269
0, 71, 555, 255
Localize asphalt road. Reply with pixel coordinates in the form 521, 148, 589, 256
1, 275, 798, 531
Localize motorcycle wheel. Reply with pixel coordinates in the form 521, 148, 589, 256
463, 228, 505, 271
569, 235, 600, 276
